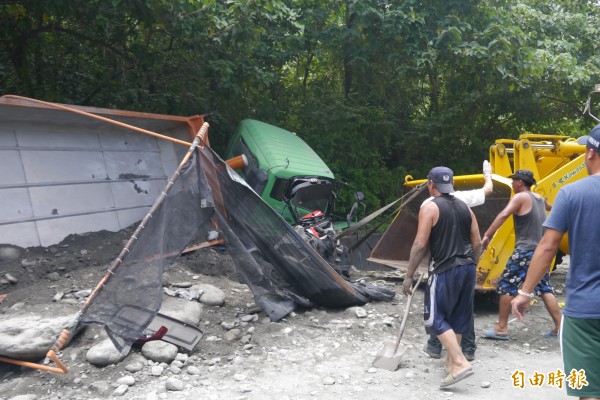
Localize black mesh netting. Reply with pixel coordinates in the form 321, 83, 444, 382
79, 148, 214, 353
79, 144, 394, 353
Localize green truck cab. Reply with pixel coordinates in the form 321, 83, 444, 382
224, 119, 337, 226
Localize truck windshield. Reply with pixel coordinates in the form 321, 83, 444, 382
288, 179, 334, 218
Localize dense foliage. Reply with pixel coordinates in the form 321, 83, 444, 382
2, 0, 600, 213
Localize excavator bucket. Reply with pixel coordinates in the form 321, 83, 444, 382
369, 174, 512, 290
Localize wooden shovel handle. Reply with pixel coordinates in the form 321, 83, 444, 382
394, 273, 425, 352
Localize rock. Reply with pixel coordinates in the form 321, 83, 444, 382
354, 307, 368, 318
233, 373, 247, 381
187, 366, 201, 375
47, 272, 60, 281
0, 313, 81, 360
0, 246, 21, 261
113, 384, 129, 396
73, 289, 92, 298
7, 395, 37, 400
223, 328, 242, 342
240, 314, 258, 323
145, 393, 160, 400
141, 341, 179, 364
158, 296, 203, 325
165, 377, 184, 391
4, 273, 18, 284
322, 377, 335, 385
481, 381, 491, 388
52, 292, 65, 302
221, 321, 236, 330
240, 334, 252, 344
207, 357, 221, 365
116, 375, 136, 386
86, 339, 128, 366
88, 380, 111, 394
171, 281, 193, 288
192, 283, 225, 306
124, 361, 145, 372
20, 259, 37, 267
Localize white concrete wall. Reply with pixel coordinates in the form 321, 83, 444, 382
0, 117, 183, 248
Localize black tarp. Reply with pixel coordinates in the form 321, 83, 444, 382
80, 145, 394, 353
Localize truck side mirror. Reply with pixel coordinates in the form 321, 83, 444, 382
346, 192, 365, 225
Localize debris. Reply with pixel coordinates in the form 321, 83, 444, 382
52, 292, 65, 302
4, 273, 18, 284
163, 287, 203, 301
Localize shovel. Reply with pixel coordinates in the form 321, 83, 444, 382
372, 272, 424, 371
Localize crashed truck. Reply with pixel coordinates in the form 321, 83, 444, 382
0, 95, 392, 374
369, 130, 591, 290
224, 118, 364, 277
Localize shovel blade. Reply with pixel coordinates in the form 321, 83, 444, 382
372, 341, 408, 371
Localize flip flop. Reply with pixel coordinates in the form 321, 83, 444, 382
542, 330, 558, 338
483, 327, 510, 340
440, 368, 474, 388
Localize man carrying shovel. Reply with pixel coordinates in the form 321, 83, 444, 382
402, 166, 482, 388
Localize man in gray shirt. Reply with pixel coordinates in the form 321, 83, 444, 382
481, 169, 561, 340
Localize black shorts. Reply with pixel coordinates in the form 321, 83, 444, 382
424, 264, 475, 336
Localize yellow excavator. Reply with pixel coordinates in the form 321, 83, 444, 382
369, 86, 600, 290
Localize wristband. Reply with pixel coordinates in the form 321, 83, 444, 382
518, 289, 534, 299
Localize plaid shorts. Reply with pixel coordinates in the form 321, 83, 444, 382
496, 248, 555, 296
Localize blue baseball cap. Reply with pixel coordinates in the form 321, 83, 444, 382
427, 166, 454, 194
577, 124, 600, 152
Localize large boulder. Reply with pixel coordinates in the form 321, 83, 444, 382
0, 313, 81, 360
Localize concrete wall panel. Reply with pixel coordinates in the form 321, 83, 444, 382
110, 180, 164, 209
0, 150, 25, 184
116, 208, 146, 231
21, 150, 108, 183
104, 150, 164, 180
0, 222, 40, 248
16, 123, 101, 148
29, 183, 115, 217
36, 212, 121, 247
99, 129, 159, 151
0, 128, 17, 146
0, 188, 33, 221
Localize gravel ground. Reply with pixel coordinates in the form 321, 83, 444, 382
0, 229, 569, 399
